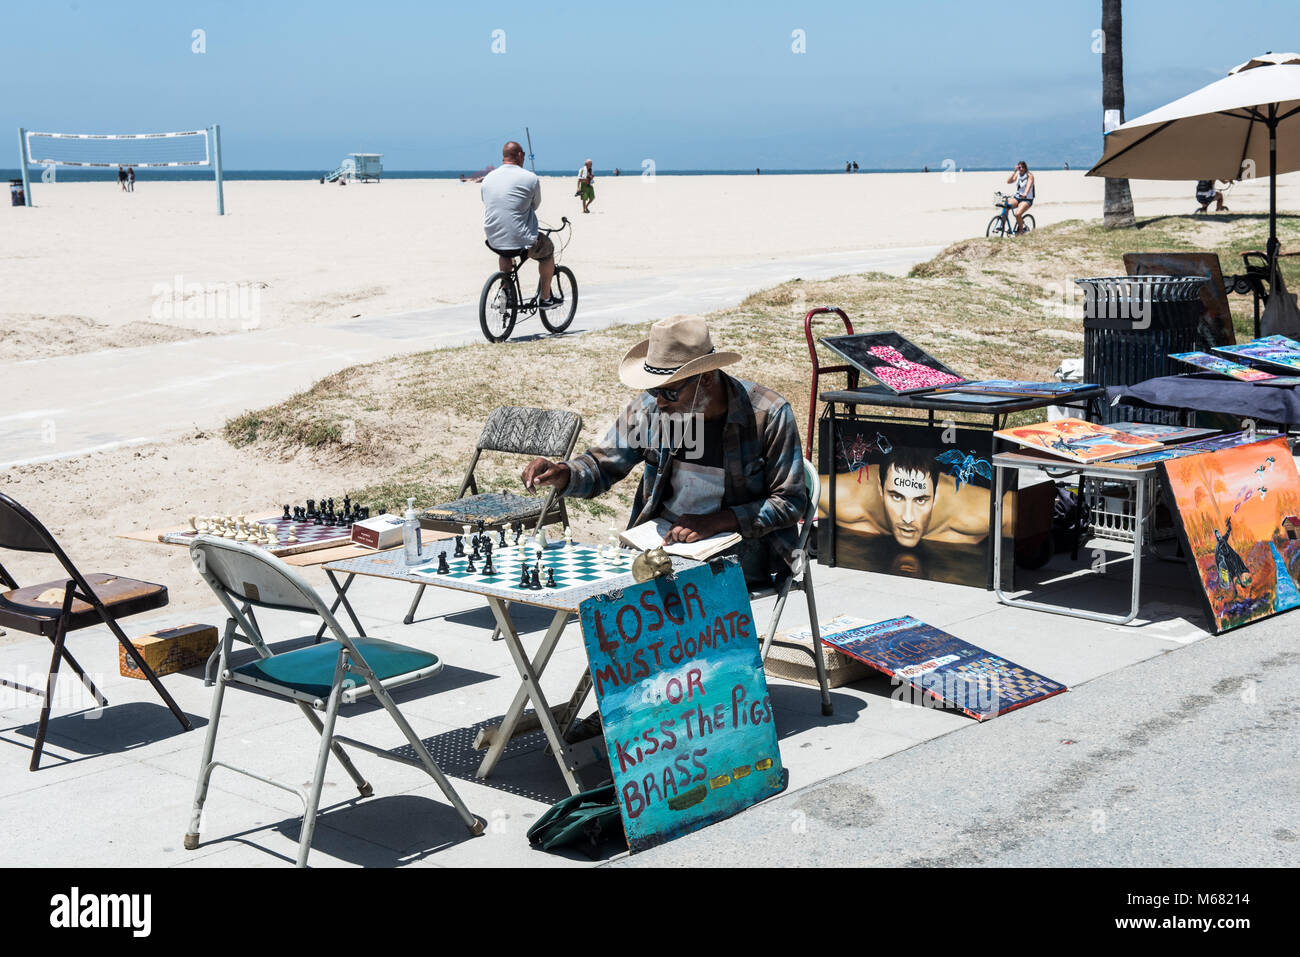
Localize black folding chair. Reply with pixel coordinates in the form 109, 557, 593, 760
404, 406, 581, 625
0, 492, 192, 770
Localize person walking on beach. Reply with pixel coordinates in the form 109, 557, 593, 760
481, 140, 558, 306
1006, 160, 1035, 233
576, 159, 595, 213
127, 166, 135, 192
117, 166, 127, 192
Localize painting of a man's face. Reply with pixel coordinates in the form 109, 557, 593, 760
882, 464, 936, 547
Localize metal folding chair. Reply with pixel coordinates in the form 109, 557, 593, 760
185, 535, 483, 867
0, 492, 192, 770
404, 405, 581, 625
753, 459, 833, 716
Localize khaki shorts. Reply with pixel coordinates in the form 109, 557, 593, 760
527, 233, 554, 260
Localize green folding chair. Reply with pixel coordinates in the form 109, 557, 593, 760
185, 535, 483, 867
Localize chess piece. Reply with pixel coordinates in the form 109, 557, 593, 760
286, 527, 298, 543
453, 535, 464, 557
563, 525, 573, 549
282, 504, 292, 522
497, 527, 507, 548
512, 522, 522, 545
343, 495, 351, 516
520, 566, 531, 588
235, 521, 249, 542
528, 567, 542, 590
436, 551, 449, 575
465, 554, 476, 574
306, 499, 315, 518
545, 567, 556, 588
188, 516, 199, 533
482, 553, 495, 576
267, 525, 281, 545
471, 536, 481, 561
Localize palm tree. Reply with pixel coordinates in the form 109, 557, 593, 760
1102, 0, 1136, 228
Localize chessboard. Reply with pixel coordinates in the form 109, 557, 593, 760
411, 542, 635, 597
160, 515, 356, 558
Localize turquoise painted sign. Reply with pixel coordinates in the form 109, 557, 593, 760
579, 560, 785, 853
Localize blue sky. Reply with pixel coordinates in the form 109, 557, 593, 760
2, 0, 1295, 170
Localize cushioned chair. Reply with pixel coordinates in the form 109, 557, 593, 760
752, 459, 833, 716
405, 405, 582, 625
186, 535, 483, 867
0, 492, 192, 770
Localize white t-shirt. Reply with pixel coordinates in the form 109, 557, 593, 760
481, 164, 541, 249
578, 165, 592, 183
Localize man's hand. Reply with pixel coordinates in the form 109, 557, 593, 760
665, 510, 739, 544
522, 457, 570, 494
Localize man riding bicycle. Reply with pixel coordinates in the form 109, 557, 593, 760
481, 140, 559, 307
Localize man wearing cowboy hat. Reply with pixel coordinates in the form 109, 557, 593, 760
521, 317, 808, 586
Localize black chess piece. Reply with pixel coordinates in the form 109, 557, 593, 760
343, 495, 351, 515
453, 535, 464, 557
361, 507, 370, 520
512, 522, 522, 545
313, 513, 323, 526
528, 567, 542, 590
470, 537, 481, 561
545, 567, 556, 588
520, 566, 531, 588
306, 499, 315, 518
497, 527, 507, 548
436, 551, 449, 575
476, 519, 486, 539
328, 497, 335, 515
282, 504, 292, 521
482, 553, 495, 576
483, 538, 493, 557
465, 554, 476, 574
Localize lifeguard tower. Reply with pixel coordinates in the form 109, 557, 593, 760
321, 153, 383, 184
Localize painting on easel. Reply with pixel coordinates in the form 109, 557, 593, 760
1161, 436, 1300, 633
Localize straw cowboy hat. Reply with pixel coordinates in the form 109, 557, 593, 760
618, 317, 740, 390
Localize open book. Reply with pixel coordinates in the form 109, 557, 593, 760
619, 518, 741, 561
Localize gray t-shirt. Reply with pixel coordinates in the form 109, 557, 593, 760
481, 164, 541, 250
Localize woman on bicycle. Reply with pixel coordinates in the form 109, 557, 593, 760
1006, 161, 1035, 234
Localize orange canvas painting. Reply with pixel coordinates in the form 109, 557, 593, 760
994, 418, 1163, 464
1161, 436, 1300, 633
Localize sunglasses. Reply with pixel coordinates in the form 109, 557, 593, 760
647, 375, 699, 402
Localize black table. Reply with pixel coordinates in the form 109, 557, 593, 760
1108, 374, 1300, 433
817, 385, 1106, 584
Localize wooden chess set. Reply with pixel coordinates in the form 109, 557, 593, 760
159, 497, 372, 558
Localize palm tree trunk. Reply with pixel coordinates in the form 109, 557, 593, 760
1102, 0, 1136, 228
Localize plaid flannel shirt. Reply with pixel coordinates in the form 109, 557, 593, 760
562, 373, 807, 574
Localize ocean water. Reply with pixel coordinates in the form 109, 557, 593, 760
2, 167, 997, 184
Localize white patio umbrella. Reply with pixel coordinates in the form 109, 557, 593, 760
1089, 52, 1300, 263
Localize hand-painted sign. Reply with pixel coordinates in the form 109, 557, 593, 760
820, 615, 1067, 719
579, 560, 785, 852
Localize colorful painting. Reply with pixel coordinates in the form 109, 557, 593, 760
994, 417, 1163, 464
578, 561, 785, 853
1107, 431, 1258, 468
820, 332, 966, 394
1170, 351, 1277, 382
1161, 436, 1300, 633
819, 419, 1010, 588
939, 380, 1099, 397
1213, 335, 1300, 373
1252, 376, 1300, 388
817, 616, 1067, 719
1105, 421, 1219, 443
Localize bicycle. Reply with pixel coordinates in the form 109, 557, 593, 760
479, 218, 578, 343
987, 191, 1035, 237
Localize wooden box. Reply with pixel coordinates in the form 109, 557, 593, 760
119, 623, 218, 679
763, 615, 874, 689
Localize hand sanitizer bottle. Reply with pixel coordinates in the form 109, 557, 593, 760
403, 497, 423, 565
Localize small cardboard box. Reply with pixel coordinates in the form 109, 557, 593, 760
119, 623, 218, 680
351, 513, 405, 550
763, 615, 874, 689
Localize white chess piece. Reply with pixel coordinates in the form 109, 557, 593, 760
188, 515, 198, 533
267, 525, 280, 545
235, 521, 249, 542
563, 525, 573, 549
286, 526, 298, 543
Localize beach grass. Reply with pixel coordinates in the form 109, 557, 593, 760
223, 213, 1300, 519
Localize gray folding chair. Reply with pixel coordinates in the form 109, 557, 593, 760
754, 458, 833, 716
405, 405, 582, 625
185, 535, 483, 867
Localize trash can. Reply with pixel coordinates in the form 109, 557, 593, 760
1075, 275, 1206, 425
9, 180, 24, 207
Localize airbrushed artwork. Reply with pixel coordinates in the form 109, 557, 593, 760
819, 419, 1009, 587
1161, 436, 1300, 634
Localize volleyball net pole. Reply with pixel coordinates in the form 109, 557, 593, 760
17, 127, 33, 206
211, 123, 225, 215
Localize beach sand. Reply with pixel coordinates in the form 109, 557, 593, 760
6, 170, 1296, 357
2, 169, 1298, 622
